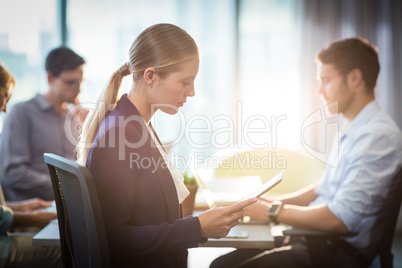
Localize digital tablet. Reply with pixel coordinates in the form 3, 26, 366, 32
240, 170, 284, 201
226, 229, 249, 238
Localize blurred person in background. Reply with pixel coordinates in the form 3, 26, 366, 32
1, 47, 87, 201
0, 61, 61, 268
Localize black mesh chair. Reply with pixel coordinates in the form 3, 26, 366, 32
44, 153, 110, 268
283, 167, 402, 268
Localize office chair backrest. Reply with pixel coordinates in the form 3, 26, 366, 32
366, 167, 402, 267
44, 153, 110, 268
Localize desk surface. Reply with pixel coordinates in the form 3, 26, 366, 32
33, 220, 274, 249
32, 220, 60, 247
200, 222, 274, 249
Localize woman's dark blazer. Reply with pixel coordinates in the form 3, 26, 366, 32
86, 94, 204, 267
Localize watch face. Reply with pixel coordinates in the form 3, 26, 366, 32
269, 204, 280, 215
269, 202, 282, 216
268, 201, 282, 224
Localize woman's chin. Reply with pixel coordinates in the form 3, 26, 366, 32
160, 107, 180, 115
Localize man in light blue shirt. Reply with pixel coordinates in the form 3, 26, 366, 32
211, 38, 402, 268
310, 101, 401, 251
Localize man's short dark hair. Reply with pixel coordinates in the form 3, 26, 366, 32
316, 37, 380, 93
45, 47, 85, 77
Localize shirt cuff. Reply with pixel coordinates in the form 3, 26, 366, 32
184, 215, 208, 243
327, 201, 360, 231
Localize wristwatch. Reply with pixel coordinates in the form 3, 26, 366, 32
267, 201, 283, 224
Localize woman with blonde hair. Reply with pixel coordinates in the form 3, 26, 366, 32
77, 23, 256, 267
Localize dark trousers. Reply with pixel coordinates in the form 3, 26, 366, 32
5, 233, 61, 268
210, 236, 364, 268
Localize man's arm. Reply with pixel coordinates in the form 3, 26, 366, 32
2, 204, 56, 232
1, 199, 56, 230
6, 198, 53, 212
277, 204, 349, 233
245, 182, 321, 223
262, 182, 319, 206
245, 181, 349, 233
244, 200, 348, 233
12, 211, 57, 229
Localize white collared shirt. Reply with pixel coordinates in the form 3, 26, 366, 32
145, 123, 189, 204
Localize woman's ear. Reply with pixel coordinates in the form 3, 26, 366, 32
143, 67, 156, 87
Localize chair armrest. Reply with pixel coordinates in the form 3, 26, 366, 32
283, 228, 358, 238
282, 229, 358, 268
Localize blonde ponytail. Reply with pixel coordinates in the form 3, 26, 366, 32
77, 23, 199, 165
76, 62, 131, 165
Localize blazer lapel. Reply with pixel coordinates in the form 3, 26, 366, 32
116, 95, 181, 223
145, 128, 180, 223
